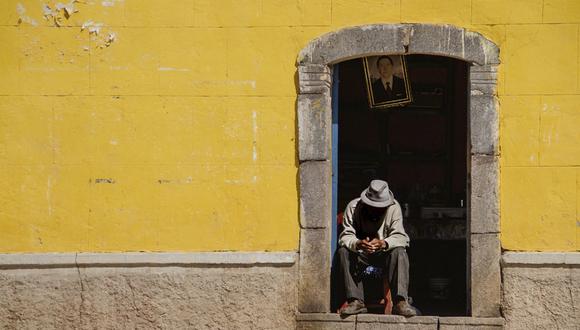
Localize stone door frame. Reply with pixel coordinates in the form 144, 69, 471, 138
296, 24, 501, 317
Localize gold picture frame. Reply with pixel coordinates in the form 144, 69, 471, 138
363, 55, 412, 109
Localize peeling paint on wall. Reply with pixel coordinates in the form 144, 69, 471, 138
14, 1, 118, 49
81, 20, 103, 34
157, 177, 193, 185
16, 3, 39, 26
101, 0, 124, 7
103, 32, 116, 47
81, 20, 116, 48
42, 1, 79, 26
94, 178, 116, 184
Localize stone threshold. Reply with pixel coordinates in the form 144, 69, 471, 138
297, 313, 505, 329
0, 252, 297, 269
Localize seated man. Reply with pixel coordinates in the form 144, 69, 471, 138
337, 179, 417, 317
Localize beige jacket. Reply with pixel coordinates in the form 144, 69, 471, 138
339, 197, 410, 252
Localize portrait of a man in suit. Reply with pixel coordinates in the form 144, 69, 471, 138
364, 55, 412, 109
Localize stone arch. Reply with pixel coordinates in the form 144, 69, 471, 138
296, 24, 501, 317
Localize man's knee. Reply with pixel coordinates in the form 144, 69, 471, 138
337, 246, 352, 259
389, 247, 407, 258
338, 246, 358, 265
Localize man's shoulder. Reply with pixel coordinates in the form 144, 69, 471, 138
345, 197, 360, 214
390, 199, 401, 210
346, 198, 361, 211
387, 200, 402, 219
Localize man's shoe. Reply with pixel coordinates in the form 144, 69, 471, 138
392, 299, 417, 317
340, 299, 367, 316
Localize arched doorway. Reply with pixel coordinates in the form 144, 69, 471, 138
296, 24, 501, 317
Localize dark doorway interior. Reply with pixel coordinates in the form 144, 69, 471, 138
335, 55, 469, 316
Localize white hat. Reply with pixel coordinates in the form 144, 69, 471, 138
360, 180, 394, 208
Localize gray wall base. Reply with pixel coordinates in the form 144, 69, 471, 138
0, 252, 297, 329
502, 252, 580, 330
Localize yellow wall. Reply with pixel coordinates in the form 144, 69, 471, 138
0, 0, 578, 252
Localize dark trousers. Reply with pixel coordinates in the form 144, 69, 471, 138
337, 246, 410, 303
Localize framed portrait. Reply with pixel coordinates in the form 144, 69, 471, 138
363, 55, 412, 109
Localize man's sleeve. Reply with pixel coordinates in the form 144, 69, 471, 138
338, 203, 359, 252
384, 204, 410, 251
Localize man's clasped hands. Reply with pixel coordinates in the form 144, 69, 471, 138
356, 237, 387, 254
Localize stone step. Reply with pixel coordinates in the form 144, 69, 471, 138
296, 313, 504, 330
